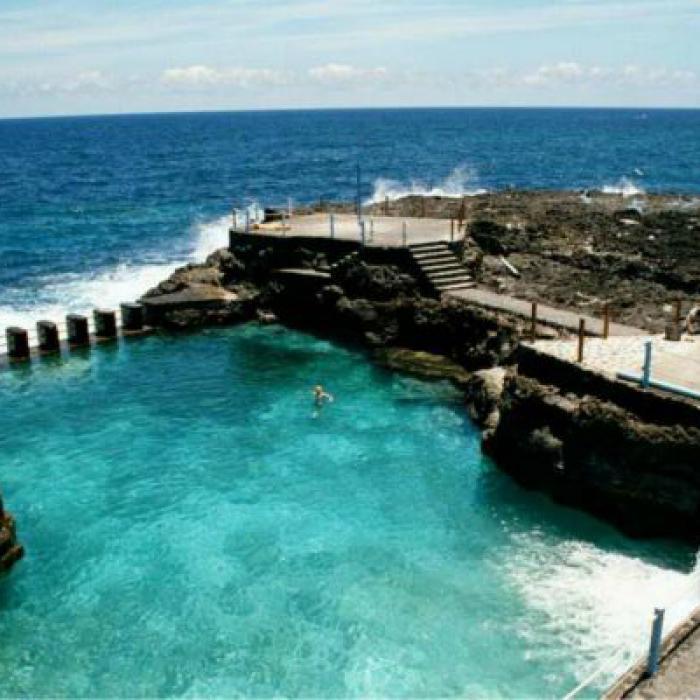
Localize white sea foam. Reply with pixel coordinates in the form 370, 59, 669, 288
0, 215, 231, 332
601, 177, 646, 198
505, 534, 700, 689
366, 166, 487, 204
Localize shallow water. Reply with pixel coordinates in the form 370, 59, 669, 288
0, 325, 696, 697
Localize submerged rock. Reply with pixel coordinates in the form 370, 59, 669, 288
373, 348, 471, 385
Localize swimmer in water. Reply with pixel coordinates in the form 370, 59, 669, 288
313, 385, 334, 408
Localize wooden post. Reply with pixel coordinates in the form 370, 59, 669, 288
450, 219, 455, 242
67, 314, 89, 347
603, 302, 610, 339
530, 302, 538, 342
384, 196, 389, 216
577, 319, 586, 363
402, 222, 407, 247
674, 299, 683, 327
642, 340, 653, 388
329, 213, 335, 239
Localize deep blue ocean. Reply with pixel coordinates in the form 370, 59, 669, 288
1, 109, 699, 697
1, 107, 699, 328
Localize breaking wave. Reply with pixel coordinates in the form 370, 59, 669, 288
601, 177, 646, 198
366, 166, 487, 204
0, 215, 231, 331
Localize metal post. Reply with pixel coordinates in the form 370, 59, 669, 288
356, 162, 362, 223
330, 213, 335, 239
402, 221, 407, 247
531, 302, 538, 342
642, 340, 653, 388
577, 319, 586, 363
603, 302, 610, 339
646, 608, 665, 677
360, 220, 366, 246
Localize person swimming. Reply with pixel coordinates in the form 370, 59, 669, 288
313, 385, 334, 408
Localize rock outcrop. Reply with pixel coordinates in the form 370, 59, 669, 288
483, 375, 700, 540
0, 491, 24, 576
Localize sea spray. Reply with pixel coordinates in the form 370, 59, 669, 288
0, 215, 231, 330
366, 165, 487, 204
601, 177, 646, 198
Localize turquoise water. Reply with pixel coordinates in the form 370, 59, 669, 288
0, 326, 696, 698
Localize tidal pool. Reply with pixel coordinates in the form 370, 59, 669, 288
0, 325, 696, 697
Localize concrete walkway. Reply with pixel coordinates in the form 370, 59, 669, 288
628, 623, 700, 698
447, 286, 645, 337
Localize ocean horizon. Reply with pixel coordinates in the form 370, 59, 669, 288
1, 107, 699, 330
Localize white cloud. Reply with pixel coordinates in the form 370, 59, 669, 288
308, 63, 388, 84
161, 65, 291, 89
519, 62, 697, 88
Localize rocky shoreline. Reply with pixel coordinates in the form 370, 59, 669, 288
139, 191, 700, 542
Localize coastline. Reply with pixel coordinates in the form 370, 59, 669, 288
137, 190, 700, 543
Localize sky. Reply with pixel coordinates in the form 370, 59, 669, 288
0, 0, 698, 117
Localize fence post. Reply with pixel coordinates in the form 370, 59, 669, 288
642, 340, 653, 388
646, 608, 665, 677
329, 213, 335, 239
602, 302, 610, 339
577, 319, 586, 363
531, 302, 538, 342
402, 221, 407, 247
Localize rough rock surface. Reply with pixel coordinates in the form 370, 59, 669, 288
0, 491, 24, 576
462, 367, 508, 434
484, 374, 700, 540
364, 191, 700, 332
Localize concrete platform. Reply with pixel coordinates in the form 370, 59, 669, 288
526, 335, 700, 401
234, 213, 458, 247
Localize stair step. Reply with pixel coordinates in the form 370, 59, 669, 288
427, 270, 472, 280
419, 261, 463, 271
412, 251, 455, 262
438, 281, 477, 291
409, 242, 450, 251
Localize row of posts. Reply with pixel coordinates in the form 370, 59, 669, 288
529, 301, 613, 362
4, 303, 145, 361
328, 214, 459, 246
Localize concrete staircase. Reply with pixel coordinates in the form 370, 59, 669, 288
409, 242, 475, 293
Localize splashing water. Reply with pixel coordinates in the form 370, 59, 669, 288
0, 215, 231, 330
601, 177, 646, 198
366, 166, 487, 204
